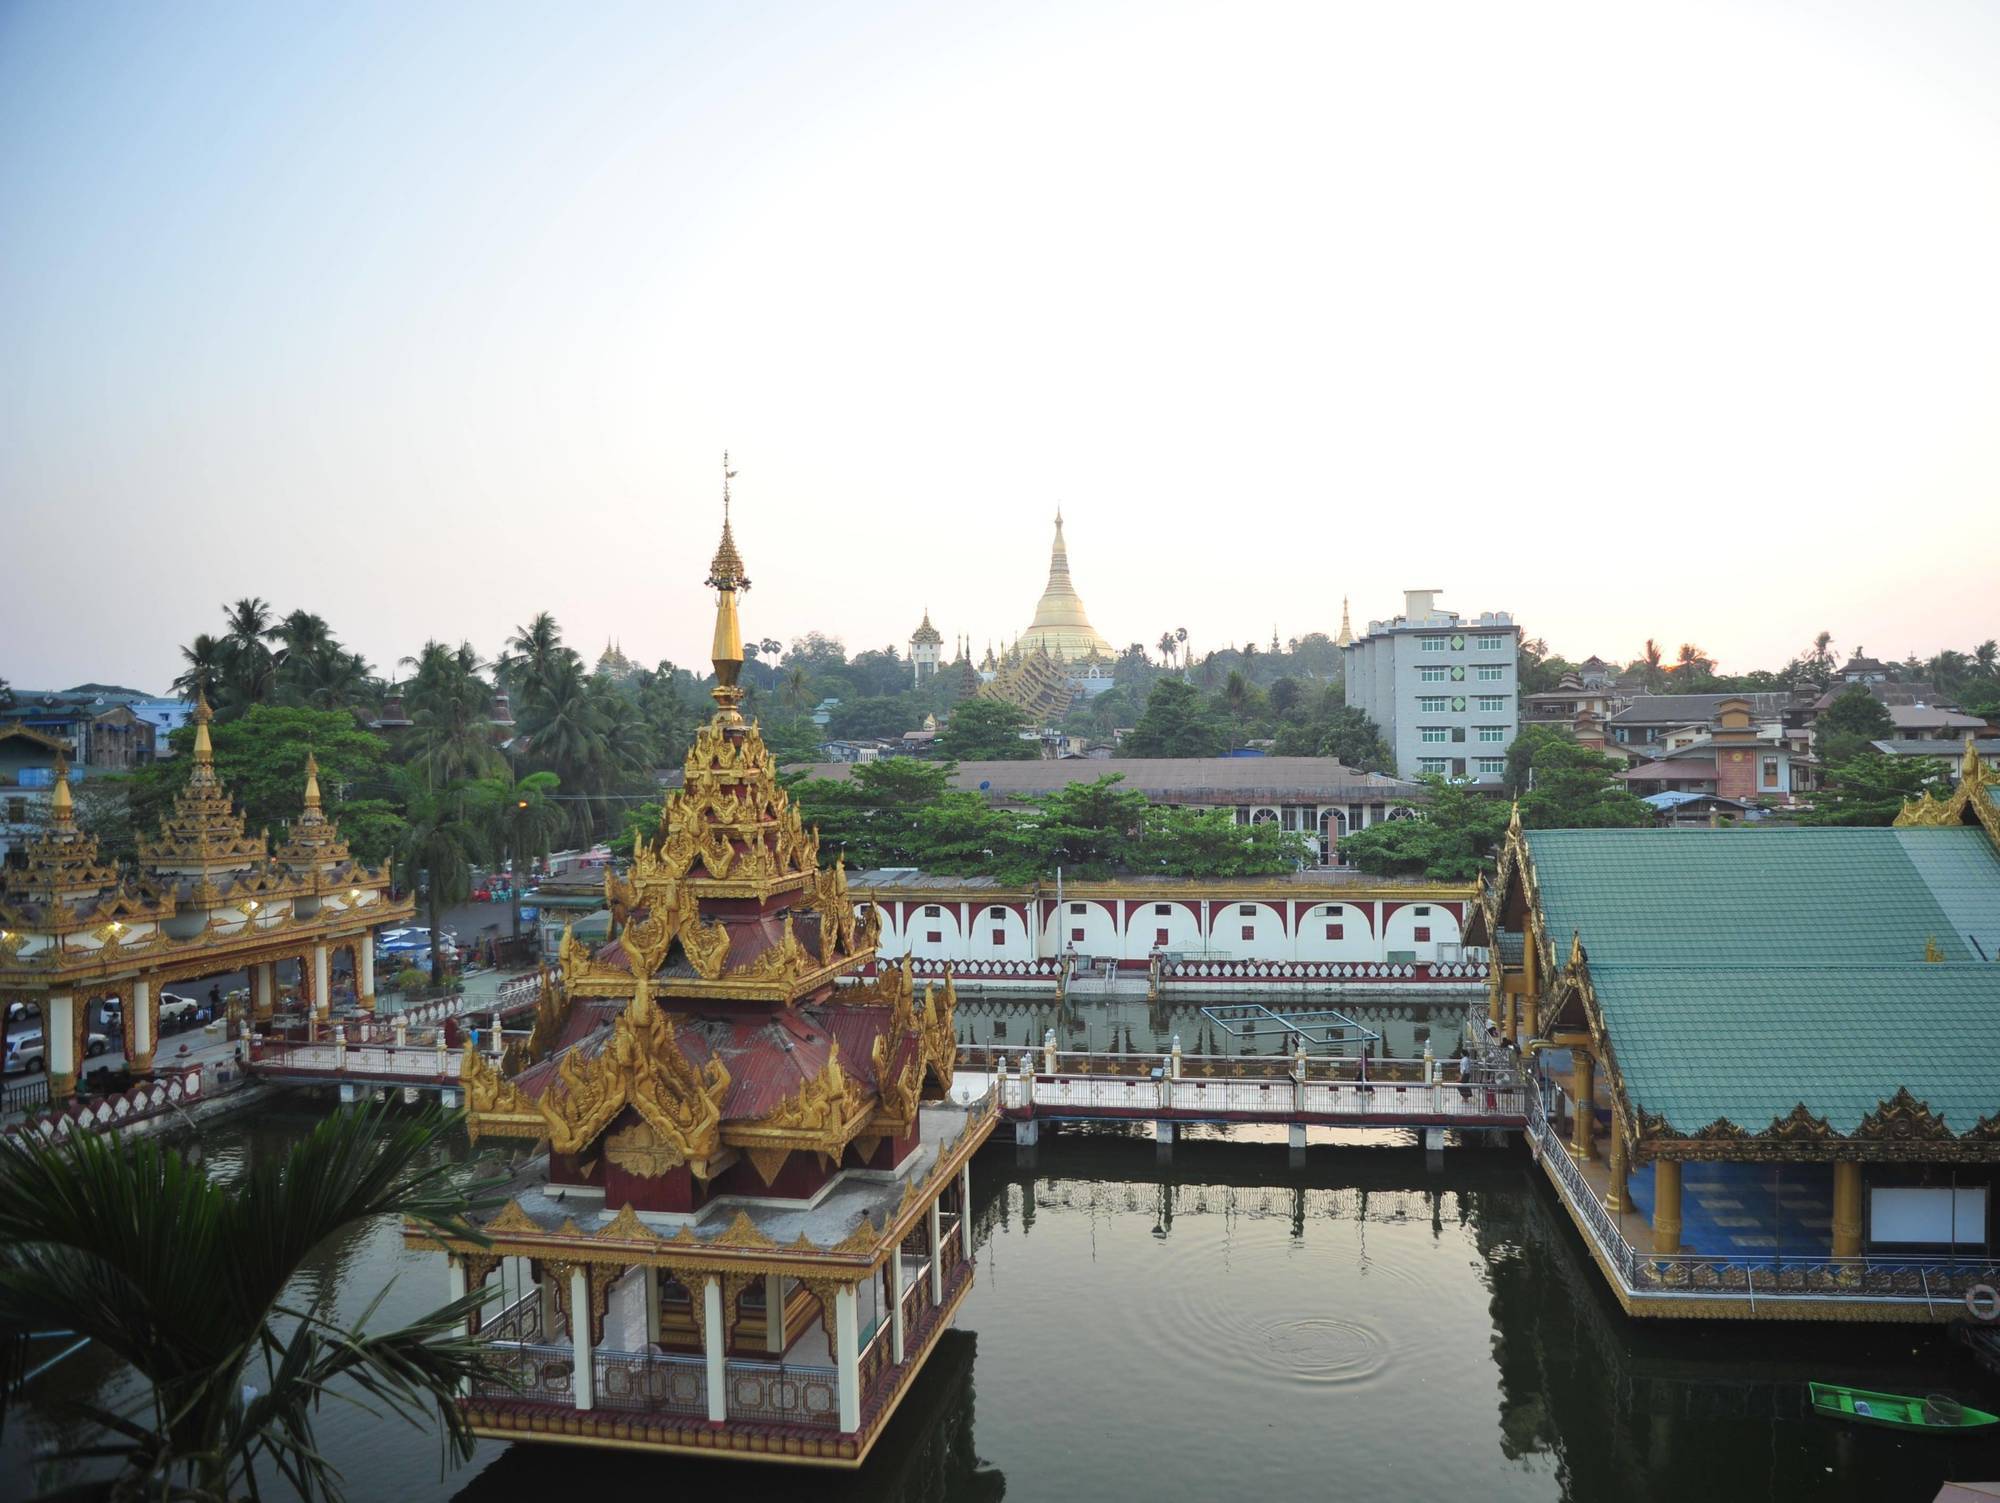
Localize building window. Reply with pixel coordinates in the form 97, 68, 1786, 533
1474, 634, 1508, 650
1419, 636, 1447, 653
926, 931, 941, 943
1477, 725, 1507, 743
1414, 906, 1430, 916
989, 905, 1007, 918
1420, 727, 1447, 744
1416, 696, 1447, 713
1071, 902, 1086, 915
1475, 695, 1507, 712
1241, 926, 1254, 941
1156, 928, 1170, 947
992, 929, 1005, 945
1414, 926, 1431, 942
1476, 665, 1506, 682
1763, 757, 1780, 786
1417, 757, 1449, 774
1475, 758, 1506, 776
1419, 667, 1447, 683
1154, 903, 1171, 916
923, 905, 941, 918
1070, 928, 1084, 943
1325, 923, 1343, 940
1239, 904, 1256, 916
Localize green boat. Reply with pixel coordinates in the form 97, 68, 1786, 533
1808, 1382, 1999, 1434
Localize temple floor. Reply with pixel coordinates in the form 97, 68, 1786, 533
1560, 1129, 1836, 1260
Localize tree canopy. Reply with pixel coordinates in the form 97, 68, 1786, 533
934, 699, 1036, 760
1336, 777, 1509, 881
1801, 752, 1938, 826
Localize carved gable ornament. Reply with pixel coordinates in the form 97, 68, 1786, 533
1856, 1087, 1953, 1142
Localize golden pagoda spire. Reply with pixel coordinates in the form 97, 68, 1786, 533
707, 452, 749, 723
191, 691, 215, 768
1336, 597, 1355, 649
50, 754, 74, 828
303, 751, 322, 810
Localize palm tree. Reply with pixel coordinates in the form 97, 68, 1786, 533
519, 657, 607, 800
0, 1103, 495, 1501
1675, 642, 1710, 674
1928, 649, 1971, 692
173, 634, 226, 703
1976, 640, 1999, 679
1156, 631, 1177, 669
501, 613, 569, 711
397, 778, 486, 984
1640, 638, 1665, 691
477, 770, 563, 938
1808, 630, 1836, 682
402, 642, 500, 788
221, 597, 279, 708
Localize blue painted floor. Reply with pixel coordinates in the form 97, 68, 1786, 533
1623, 1159, 1835, 1259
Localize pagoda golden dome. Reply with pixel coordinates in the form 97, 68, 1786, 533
1017, 511, 1113, 659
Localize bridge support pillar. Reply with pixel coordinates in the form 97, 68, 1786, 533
402, 1086, 419, 1105
1015, 1119, 1039, 1147
1152, 1120, 1174, 1145
338, 1082, 357, 1103
1288, 1122, 1307, 1150
1423, 1127, 1447, 1153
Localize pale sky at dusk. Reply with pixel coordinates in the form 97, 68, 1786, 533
5, 1, 1999, 694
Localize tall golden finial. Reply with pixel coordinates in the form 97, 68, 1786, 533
1507, 799, 1523, 839
303, 751, 322, 810
50, 753, 75, 827
708, 452, 749, 722
192, 691, 215, 766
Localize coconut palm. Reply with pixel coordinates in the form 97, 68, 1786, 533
173, 634, 226, 703
1156, 631, 1177, 669
500, 613, 571, 713
1640, 639, 1665, 690
402, 642, 500, 788
0, 1103, 495, 1502
1675, 642, 1710, 674
1976, 640, 1999, 679
1808, 630, 1836, 682
220, 597, 279, 709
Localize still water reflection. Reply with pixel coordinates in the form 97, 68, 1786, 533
8, 1072, 2000, 1500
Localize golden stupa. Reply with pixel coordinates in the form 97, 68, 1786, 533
1016, 511, 1113, 659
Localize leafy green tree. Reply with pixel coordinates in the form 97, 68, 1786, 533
1517, 637, 1577, 695
1803, 752, 1938, 826
1517, 742, 1651, 829
129, 705, 403, 864
1132, 805, 1312, 876
936, 700, 1036, 760
1020, 776, 1149, 876
397, 777, 486, 982
0, 1103, 496, 1502
1503, 723, 1573, 798
761, 715, 828, 767
1816, 685, 1895, 765
476, 770, 563, 938
218, 597, 280, 711
913, 792, 1034, 880
1337, 776, 1509, 880
827, 694, 925, 742
789, 759, 956, 870
1124, 679, 1227, 757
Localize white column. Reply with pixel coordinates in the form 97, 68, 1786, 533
312, 944, 331, 1018
927, 1196, 944, 1305
357, 938, 376, 1004
889, 1249, 906, 1364
643, 1267, 662, 1346
834, 1284, 860, 1433
703, 1276, 726, 1423
446, 1258, 471, 1395
764, 1273, 787, 1353
569, 1266, 594, 1410
46, 993, 76, 1093
131, 978, 153, 1064
251, 963, 272, 1018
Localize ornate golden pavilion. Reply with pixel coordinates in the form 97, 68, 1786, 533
0, 702, 410, 1094
424, 485, 995, 1465
1473, 741, 2000, 1322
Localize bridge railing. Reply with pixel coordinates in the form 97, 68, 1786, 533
248, 1038, 459, 1081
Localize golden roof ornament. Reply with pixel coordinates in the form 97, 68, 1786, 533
707, 452, 750, 724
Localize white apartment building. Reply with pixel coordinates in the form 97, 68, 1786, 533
1342, 590, 1522, 784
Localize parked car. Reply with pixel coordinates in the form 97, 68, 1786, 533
158, 993, 202, 1030
6, 1001, 41, 1023
4, 1030, 43, 1074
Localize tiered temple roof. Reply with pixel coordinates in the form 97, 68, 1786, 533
462, 490, 960, 1209
133, 696, 271, 898
976, 642, 1076, 722
0, 757, 170, 935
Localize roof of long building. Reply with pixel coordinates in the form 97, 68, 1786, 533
798, 756, 1422, 805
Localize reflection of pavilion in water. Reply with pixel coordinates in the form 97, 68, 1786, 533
952, 993, 1479, 1062
447, 1331, 1001, 1503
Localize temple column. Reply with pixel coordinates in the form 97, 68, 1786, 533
702, 1276, 727, 1423
446, 1258, 471, 1396
569, 1266, 594, 1410
312, 943, 331, 1020
1652, 1158, 1682, 1254
46, 993, 77, 1097
643, 1267, 662, 1346
1570, 1050, 1595, 1162
889, 1246, 906, 1363
960, 1161, 973, 1257
1521, 993, 1538, 1043
833, 1283, 860, 1433
764, 1274, 787, 1353
252, 963, 274, 1021
357, 939, 376, 1011
1832, 1160, 1864, 1259
927, 1194, 944, 1305
1606, 1127, 1628, 1213
130, 977, 156, 1071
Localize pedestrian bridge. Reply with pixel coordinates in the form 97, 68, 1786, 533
956, 1043, 1529, 1146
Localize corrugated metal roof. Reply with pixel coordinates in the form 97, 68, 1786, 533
799, 756, 1421, 804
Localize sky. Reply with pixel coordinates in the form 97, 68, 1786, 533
4, 0, 2000, 695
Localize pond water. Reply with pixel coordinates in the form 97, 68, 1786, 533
7, 1002, 1998, 1502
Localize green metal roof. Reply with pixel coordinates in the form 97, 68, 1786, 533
1521, 828, 2000, 1133
1589, 965, 2000, 1134
1524, 827, 1997, 967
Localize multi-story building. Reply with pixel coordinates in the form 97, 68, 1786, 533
1342, 590, 1521, 784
